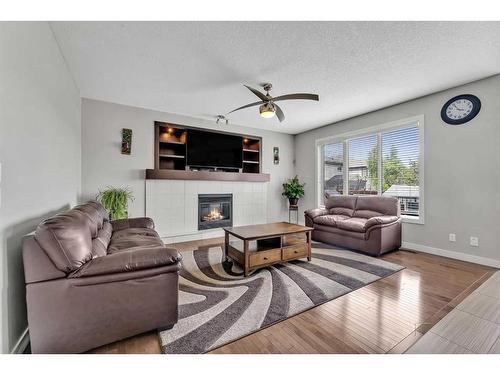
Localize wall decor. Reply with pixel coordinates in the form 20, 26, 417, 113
441, 94, 481, 125
273, 146, 280, 164
121, 128, 132, 155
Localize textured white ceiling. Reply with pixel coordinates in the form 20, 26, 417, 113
51, 21, 500, 134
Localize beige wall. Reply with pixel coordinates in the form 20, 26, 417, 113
295, 75, 500, 265
81, 99, 295, 223
0, 22, 81, 353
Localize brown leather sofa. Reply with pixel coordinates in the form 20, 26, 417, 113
305, 196, 401, 256
22, 201, 182, 353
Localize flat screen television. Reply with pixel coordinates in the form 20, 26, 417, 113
186, 129, 243, 169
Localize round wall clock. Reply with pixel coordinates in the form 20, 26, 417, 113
441, 94, 481, 125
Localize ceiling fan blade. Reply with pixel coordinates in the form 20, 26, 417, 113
274, 103, 285, 122
272, 93, 319, 102
244, 85, 268, 101
227, 100, 263, 114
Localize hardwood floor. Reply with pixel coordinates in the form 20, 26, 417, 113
89, 238, 496, 354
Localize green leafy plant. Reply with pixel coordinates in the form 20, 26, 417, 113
282, 175, 306, 200
367, 144, 419, 191
96, 187, 134, 220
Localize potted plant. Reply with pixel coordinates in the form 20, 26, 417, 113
282, 175, 305, 206
96, 186, 134, 220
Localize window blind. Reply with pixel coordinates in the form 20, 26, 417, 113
381, 126, 420, 216
319, 122, 421, 219
348, 134, 378, 196
323, 142, 344, 198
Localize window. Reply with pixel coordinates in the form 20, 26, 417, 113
323, 142, 344, 197
381, 126, 420, 217
348, 134, 378, 196
317, 116, 423, 223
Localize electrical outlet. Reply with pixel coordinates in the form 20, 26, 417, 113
470, 237, 479, 247
449, 233, 456, 242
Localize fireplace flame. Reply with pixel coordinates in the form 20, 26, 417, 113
206, 207, 223, 221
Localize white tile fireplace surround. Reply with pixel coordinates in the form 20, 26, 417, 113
146, 180, 268, 243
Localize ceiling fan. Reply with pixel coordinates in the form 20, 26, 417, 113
226, 83, 319, 122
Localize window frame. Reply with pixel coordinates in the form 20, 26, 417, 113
315, 115, 425, 225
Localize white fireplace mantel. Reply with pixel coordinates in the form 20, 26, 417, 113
145, 179, 268, 243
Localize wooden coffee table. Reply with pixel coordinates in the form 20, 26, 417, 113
223, 222, 313, 277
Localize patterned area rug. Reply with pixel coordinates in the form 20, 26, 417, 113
158, 243, 404, 354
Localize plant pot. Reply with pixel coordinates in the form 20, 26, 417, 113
288, 198, 299, 206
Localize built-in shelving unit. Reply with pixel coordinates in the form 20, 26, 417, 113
242, 137, 261, 173
155, 124, 187, 171
160, 140, 185, 145
159, 154, 185, 158
151, 121, 268, 181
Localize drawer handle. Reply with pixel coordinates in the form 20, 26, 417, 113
263, 257, 268, 260
294, 250, 298, 254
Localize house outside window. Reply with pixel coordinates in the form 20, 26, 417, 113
316, 116, 424, 224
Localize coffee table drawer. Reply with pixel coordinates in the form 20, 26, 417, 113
283, 244, 308, 260
249, 249, 281, 267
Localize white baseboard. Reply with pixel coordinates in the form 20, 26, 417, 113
402, 241, 500, 269
10, 327, 29, 354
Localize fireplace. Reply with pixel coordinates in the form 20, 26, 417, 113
198, 194, 233, 230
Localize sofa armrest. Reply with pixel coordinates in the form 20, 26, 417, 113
69, 246, 182, 278
365, 215, 400, 229
111, 217, 155, 231
304, 208, 329, 219
23, 236, 67, 283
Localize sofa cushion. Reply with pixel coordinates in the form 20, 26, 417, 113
108, 227, 164, 254
365, 215, 399, 228
68, 247, 182, 278
353, 209, 383, 219
353, 196, 399, 218
74, 203, 104, 237
111, 227, 159, 240
86, 201, 109, 223
335, 217, 369, 233
329, 207, 354, 216
304, 208, 329, 219
111, 217, 155, 232
313, 214, 350, 227
91, 221, 113, 258
325, 196, 357, 217
35, 210, 93, 273
313, 224, 366, 240
92, 238, 107, 258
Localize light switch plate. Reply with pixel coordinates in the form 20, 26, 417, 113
470, 237, 479, 247
449, 233, 456, 242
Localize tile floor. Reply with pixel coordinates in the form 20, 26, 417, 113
407, 270, 500, 354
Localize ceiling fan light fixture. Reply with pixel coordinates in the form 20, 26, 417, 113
259, 102, 276, 118
226, 84, 318, 123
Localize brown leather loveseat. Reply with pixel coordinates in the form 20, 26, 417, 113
22, 201, 182, 353
305, 196, 402, 256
